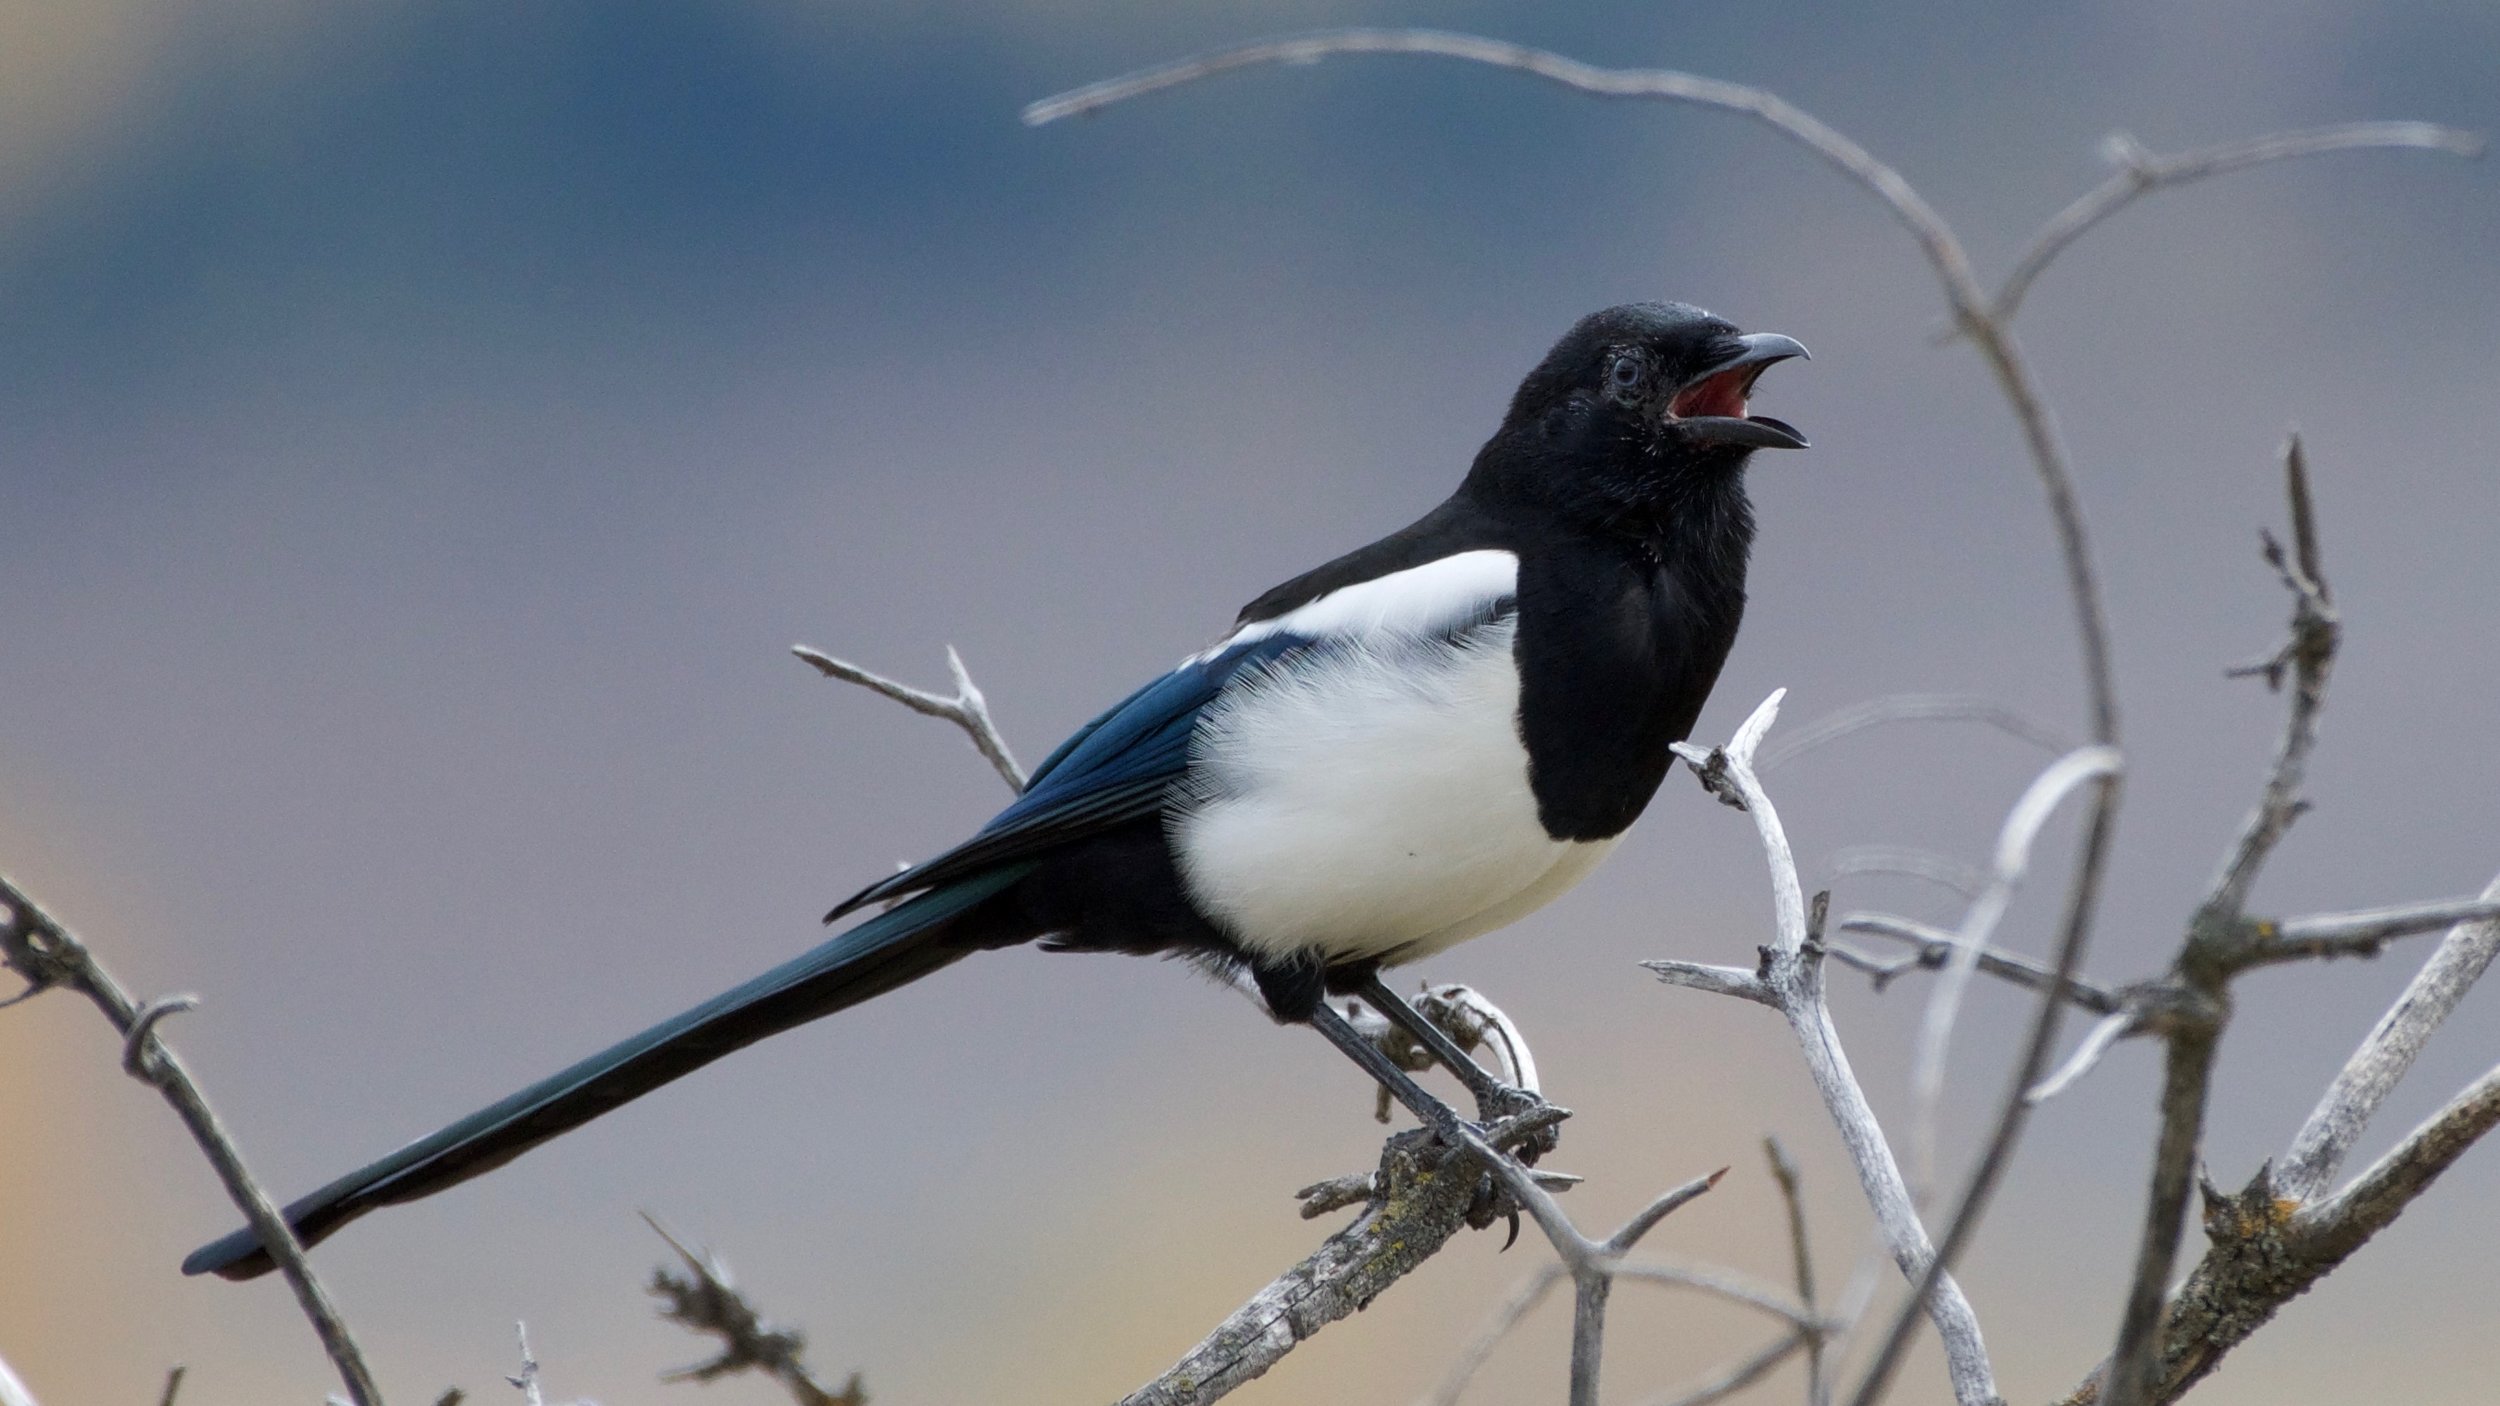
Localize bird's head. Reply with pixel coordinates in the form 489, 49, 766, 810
1475, 302, 1808, 529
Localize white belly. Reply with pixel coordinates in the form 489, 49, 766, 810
1171, 617, 1617, 967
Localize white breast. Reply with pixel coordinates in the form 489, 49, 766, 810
1171, 612, 1617, 968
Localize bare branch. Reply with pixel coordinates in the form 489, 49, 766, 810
2094, 438, 2347, 1406
122, 993, 201, 1077
1604, 1183, 1724, 1259
507, 1323, 545, 1406
1764, 1136, 1826, 1404
2225, 897, 2500, 970
1605, 1260, 1821, 1333
2296, 1060, 2500, 1263
1640, 958, 1778, 1007
1424, 984, 1541, 1094
645, 1216, 866, 1406
2206, 436, 2337, 914
1665, 696, 1999, 1406
1419, 1265, 1565, 1406
2059, 1056, 2500, 1406
1908, 746, 2124, 1192
2276, 871, 2500, 1202
1760, 694, 2071, 772
1992, 124, 2483, 324
0, 875, 380, 1406
157, 1366, 185, 1406
0, 1350, 37, 1406
1837, 913, 2125, 1015
794, 643, 1027, 791
2026, 1009, 2139, 1104
1630, 1334, 1807, 1406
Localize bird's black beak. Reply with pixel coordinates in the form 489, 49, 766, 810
1667, 332, 1810, 450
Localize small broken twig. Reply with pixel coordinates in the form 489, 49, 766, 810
795, 644, 1026, 791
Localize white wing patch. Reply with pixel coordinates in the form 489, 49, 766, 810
1172, 612, 1616, 967
1194, 548, 1519, 662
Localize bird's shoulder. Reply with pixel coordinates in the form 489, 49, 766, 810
1232, 497, 1518, 629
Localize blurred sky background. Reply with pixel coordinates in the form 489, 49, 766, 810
3, 2, 2496, 1402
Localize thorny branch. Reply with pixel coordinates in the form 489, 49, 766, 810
645, 1217, 867, 1406
0, 876, 380, 1406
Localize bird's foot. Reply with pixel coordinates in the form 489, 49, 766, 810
1470, 1083, 1567, 1166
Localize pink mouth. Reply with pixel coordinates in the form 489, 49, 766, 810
1667, 365, 1755, 420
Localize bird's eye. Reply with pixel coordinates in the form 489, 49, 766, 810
1608, 353, 1645, 390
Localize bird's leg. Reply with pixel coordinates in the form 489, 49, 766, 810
1349, 974, 1510, 1109
1306, 1001, 1480, 1148
1349, 976, 1562, 1162
1308, 999, 1563, 1246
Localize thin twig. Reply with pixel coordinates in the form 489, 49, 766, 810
1765, 1137, 1829, 1406
1838, 915, 2124, 1015
2206, 436, 2337, 913
2276, 872, 2500, 1202
2275, 898, 2500, 943
2026, 1008, 2140, 1104
1604, 1258, 1817, 1332
794, 644, 1027, 791
1907, 748, 2125, 1193
1418, 1265, 1565, 1406
2297, 1059, 2500, 1261
156, 1366, 186, 1406
507, 1323, 546, 1406
1641, 959, 1778, 1007
0, 875, 380, 1406
1631, 1334, 1808, 1406
1991, 124, 2482, 324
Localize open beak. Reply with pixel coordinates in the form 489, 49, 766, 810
1667, 332, 1809, 450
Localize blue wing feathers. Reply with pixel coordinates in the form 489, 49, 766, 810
828, 634, 1307, 918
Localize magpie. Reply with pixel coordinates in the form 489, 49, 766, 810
187, 301, 1806, 1280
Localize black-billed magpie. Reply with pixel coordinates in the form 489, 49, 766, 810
188, 302, 1806, 1280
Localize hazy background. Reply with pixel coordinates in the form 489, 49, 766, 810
4, 2, 2495, 1402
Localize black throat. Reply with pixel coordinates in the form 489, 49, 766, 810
1499, 458, 1755, 843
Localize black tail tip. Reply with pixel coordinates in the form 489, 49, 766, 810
182, 1230, 276, 1280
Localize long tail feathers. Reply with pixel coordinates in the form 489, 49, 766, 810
183, 865, 1032, 1280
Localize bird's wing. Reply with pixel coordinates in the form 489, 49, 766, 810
824, 632, 1304, 919
827, 546, 1525, 922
